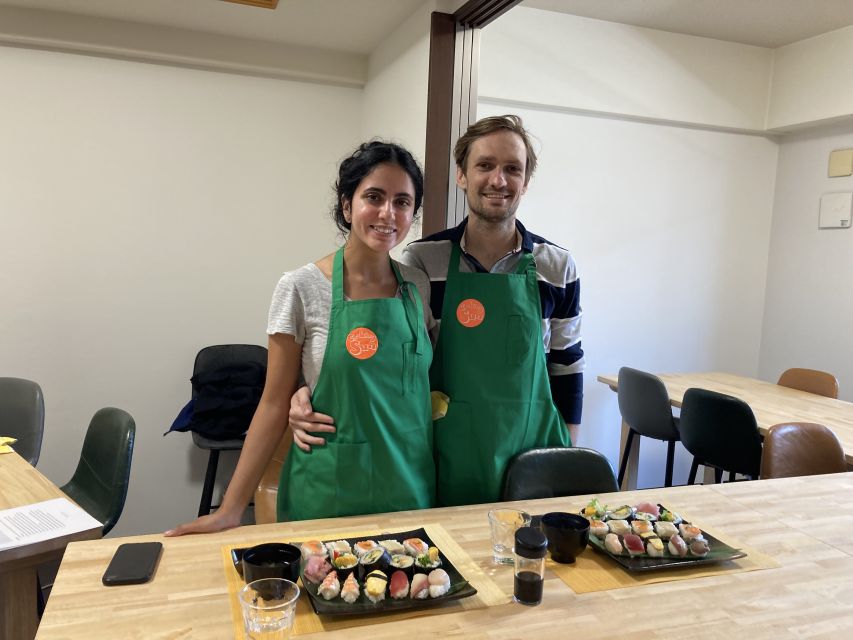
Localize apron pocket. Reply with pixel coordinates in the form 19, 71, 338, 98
506, 315, 533, 365
401, 341, 418, 396
335, 442, 372, 516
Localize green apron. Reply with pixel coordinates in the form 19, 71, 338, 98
277, 248, 435, 521
431, 242, 570, 507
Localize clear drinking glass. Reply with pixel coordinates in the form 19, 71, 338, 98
488, 508, 532, 564
239, 578, 300, 640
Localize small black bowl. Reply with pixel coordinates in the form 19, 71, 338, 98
237, 543, 301, 584
541, 512, 590, 564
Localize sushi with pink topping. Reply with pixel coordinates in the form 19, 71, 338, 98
667, 534, 688, 557
623, 534, 645, 556
604, 533, 624, 555
341, 572, 360, 604
678, 523, 704, 542
389, 570, 409, 599
303, 555, 333, 584
410, 573, 430, 599
428, 569, 451, 598
318, 570, 341, 600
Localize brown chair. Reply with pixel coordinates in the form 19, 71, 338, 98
777, 368, 838, 399
253, 430, 291, 524
760, 422, 848, 479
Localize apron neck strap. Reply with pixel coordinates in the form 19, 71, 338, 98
332, 247, 346, 305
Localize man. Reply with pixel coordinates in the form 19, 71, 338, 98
290, 115, 583, 507
400, 114, 583, 506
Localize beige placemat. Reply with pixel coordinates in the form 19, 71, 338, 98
550, 525, 779, 594
221, 523, 508, 638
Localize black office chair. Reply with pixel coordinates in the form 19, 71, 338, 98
0, 377, 45, 466
189, 344, 267, 517
61, 407, 136, 535
678, 387, 762, 484
501, 447, 619, 501
616, 367, 681, 487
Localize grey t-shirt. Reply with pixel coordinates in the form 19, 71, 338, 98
266, 260, 435, 391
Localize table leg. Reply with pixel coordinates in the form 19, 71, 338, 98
618, 419, 640, 490
0, 566, 39, 640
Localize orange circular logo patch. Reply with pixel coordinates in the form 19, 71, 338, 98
346, 327, 379, 360
456, 298, 485, 328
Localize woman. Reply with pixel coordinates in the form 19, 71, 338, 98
166, 141, 434, 534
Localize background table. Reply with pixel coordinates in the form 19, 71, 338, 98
598, 371, 853, 489
0, 452, 101, 640
37, 473, 853, 639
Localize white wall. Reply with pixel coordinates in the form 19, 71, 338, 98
758, 123, 853, 398
0, 45, 362, 536
768, 26, 853, 130
479, 8, 781, 486
480, 8, 773, 131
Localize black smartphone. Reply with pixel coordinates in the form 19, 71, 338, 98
102, 542, 163, 586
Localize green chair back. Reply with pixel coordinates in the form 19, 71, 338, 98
0, 377, 45, 466
61, 407, 135, 535
501, 447, 618, 501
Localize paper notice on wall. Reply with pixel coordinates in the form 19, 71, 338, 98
0, 497, 102, 551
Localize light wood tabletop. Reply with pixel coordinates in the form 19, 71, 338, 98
36, 472, 853, 639
598, 371, 853, 489
0, 452, 101, 640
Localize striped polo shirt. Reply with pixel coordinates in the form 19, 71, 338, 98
400, 217, 584, 425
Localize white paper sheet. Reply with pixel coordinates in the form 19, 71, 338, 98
0, 497, 102, 551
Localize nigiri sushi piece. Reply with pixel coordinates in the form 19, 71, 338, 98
300, 540, 328, 560
378, 539, 406, 555
353, 540, 380, 557
623, 534, 645, 556
690, 540, 710, 557
639, 531, 658, 540
634, 501, 660, 518
678, 523, 704, 542
318, 570, 341, 600
654, 521, 679, 540
604, 533, 624, 555
646, 537, 665, 558
403, 538, 429, 557
631, 520, 653, 535
341, 572, 360, 604
410, 573, 430, 599
364, 570, 388, 603
389, 570, 409, 599
667, 534, 688, 558
428, 568, 451, 598
325, 540, 351, 556
607, 520, 631, 536
589, 519, 609, 537
303, 555, 333, 584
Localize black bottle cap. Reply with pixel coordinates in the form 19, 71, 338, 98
515, 526, 547, 559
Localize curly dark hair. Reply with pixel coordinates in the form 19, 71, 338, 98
332, 141, 424, 234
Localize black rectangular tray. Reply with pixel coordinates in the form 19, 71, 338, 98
585, 517, 746, 572
298, 527, 476, 616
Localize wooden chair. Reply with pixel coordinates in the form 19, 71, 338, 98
777, 368, 838, 399
253, 430, 291, 524
761, 422, 847, 479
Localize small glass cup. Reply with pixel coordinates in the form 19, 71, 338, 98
239, 578, 300, 640
488, 508, 532, 564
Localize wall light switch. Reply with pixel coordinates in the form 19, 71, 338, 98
829, 149, 853, 177
819, 192, 853, 228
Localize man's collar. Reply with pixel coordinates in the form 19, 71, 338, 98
454, 217, 533, 254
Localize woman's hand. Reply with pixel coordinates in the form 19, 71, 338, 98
289, 386, 336, 452
164, 508, 242, 537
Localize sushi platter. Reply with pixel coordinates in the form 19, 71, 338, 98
296, 527, 477, 615
580, 499, 746, 572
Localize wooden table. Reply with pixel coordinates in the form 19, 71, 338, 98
598, 371, 853, 489
37, 473, 853, 638
0, 452, 101, 640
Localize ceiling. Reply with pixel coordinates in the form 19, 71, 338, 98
522, 0, 853, 48
0, 0, 426, 55
3, 0, 853, 52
